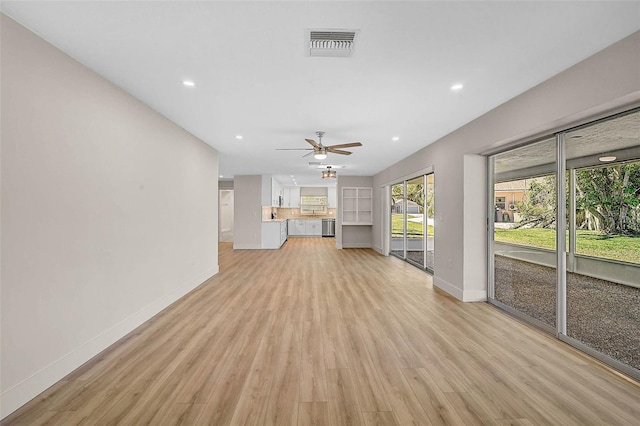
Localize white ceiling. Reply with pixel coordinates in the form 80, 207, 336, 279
2, 1, 639, 187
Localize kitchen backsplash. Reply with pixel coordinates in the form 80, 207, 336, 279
262, 207, 336, 220
278, 208, 336, 219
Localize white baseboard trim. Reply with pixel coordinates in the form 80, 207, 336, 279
341, 243, 372, 249
232, 243, 262, 249
372, 245, 384, 255
433, 276, 487, 302
0, 265, 219, 420
462, 289, 488, 302
433, 276, 463, 301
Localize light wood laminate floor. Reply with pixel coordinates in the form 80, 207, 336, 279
3, 238, 640, 425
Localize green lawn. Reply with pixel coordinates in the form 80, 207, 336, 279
494, 228, 640, 264
391, 214, 433, 237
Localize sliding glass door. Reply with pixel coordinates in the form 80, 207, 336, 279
564, 111, 640, 374
390, 173, 434, 273
488, 108, 640, 379
490, 137, 557, 330
426, 174, 435, 271
406, 176, 425, 268
390, 182, 405, 258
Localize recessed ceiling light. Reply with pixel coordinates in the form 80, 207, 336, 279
599, 156, 617, 162
290, 175, 294, 178
219, 175, 223, 178
235, 135, 243, 140
392, 136, 400, 141
182, 80, 195, 87
451, 83, 463, 91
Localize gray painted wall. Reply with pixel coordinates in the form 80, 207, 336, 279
372, 31, 640, 302
233, 175, 263, 249
219, 180, 235, 190
1, 15, 219, 417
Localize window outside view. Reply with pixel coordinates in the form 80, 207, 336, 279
493, 137, 558, 329
492, 109, 640, 374
390, 174, 434, 271
495, 167, 640, 264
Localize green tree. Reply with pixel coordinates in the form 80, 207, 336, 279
576, 162, 640, 235
516, 175, 557, 228
392, 183, 425, 212
513, 162, 640, 235
391, 184, 403, 210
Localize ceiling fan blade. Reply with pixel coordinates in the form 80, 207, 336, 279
327, 148, 352, 155
327, 142, 362, 149
302, 151, 315, 158
276, 148, 313, 151
305, 138, 320, 148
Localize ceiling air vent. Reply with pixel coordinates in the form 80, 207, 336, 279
308, 30, 357, 58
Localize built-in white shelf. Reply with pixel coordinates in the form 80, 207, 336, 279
342, 187, 372, 225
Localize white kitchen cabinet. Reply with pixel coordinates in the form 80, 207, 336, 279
294, 220, 306, 235
327, 186, 337, 208
288, 219, 322, 237
280, 220, 288, 245
305, 219, 322, 236
342, 187, 373, 225
261, 175, 283, 207
283, 186, 300, 208
272, 178, 283, 207
262, 220, 287, 249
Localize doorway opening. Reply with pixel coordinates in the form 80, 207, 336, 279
219, 190, 234, 242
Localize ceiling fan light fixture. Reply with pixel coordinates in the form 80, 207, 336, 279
278, 131, 362, 160
314, 148, 327, 160
322, 166, 337, 179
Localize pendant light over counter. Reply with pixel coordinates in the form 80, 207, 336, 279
322, 166, 336, 179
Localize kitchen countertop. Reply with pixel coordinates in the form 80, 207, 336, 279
286, 217, 335, 220
262, 217, 336, 222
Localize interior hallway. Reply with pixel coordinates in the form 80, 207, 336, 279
3, 238, 639, 425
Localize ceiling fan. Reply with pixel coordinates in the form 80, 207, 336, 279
277, 131, 362, 160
